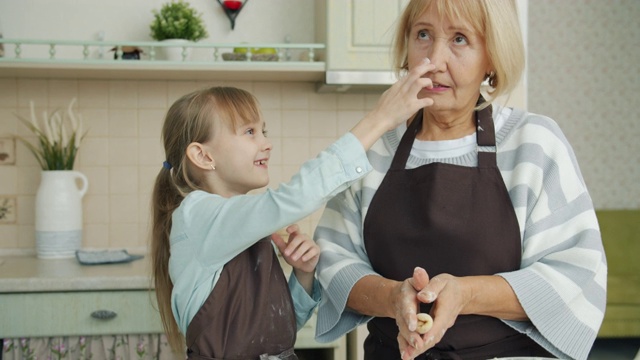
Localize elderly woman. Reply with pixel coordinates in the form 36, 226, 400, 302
313, 0, 607, 359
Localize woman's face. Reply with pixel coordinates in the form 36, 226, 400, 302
407, 4, 491, 117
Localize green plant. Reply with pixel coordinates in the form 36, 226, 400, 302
16, 98, 86, 170
150, 1, 208, 42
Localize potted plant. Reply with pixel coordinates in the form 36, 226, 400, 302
16, 98, 89, 259
150, 0, 208, 61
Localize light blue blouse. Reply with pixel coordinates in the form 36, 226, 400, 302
168, 132, 372, 335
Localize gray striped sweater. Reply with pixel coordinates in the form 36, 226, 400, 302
313, 106, 606, 360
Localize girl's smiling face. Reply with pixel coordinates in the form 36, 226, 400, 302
206, 117, 272, 197
407, 3, 492, 118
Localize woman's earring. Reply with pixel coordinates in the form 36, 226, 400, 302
487, 71, 497, 88
210, 164, 216, 170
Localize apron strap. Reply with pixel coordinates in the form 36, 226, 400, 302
389, 110, 422, 171
476, 100, 497, 168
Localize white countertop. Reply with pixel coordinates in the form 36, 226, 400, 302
0, 255, 152, 293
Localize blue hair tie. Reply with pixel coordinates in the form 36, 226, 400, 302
162, 161, 172, 170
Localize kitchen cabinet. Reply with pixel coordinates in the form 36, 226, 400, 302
316, 0, 408, 71
0, 256, 346, 360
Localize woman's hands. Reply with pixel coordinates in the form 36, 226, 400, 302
272, 224, 319, 295
399, 272, 471, 360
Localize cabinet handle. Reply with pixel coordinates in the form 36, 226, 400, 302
90, 309, 118, 320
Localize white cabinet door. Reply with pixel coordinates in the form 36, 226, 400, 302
321, 0, 409, 70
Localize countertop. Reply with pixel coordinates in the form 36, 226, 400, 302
0, 254, 152, 293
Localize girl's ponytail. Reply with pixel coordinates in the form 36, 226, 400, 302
151, 165, 184, 352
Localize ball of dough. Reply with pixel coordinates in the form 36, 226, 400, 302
416, 313, 433, 334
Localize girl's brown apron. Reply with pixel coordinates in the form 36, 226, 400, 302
186, 237, 298, 360
362, 104, 554, 359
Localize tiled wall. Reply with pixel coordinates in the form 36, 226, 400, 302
0, 78, 381, 253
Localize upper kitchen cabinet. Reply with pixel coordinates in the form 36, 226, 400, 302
315, 0, 408, 71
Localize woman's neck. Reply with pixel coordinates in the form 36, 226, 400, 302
415, 110, 476, 141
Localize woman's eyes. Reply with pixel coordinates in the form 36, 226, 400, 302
416, 30, 469, 45
417, 30, 430, 41
453, 35, 468, 45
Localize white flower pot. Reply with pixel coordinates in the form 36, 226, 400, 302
157, 39, 192, 61
35, 170, 89, 259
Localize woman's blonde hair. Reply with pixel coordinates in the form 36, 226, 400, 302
150, 86, 261, 352
391, 0, 525, 105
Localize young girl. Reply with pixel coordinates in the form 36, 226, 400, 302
151, 60, 434, 360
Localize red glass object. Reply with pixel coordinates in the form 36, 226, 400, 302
223, 0, 242, 11
217, 0, 248, 30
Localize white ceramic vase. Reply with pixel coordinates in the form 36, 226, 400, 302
157, 39, 192, 61
35, 170, 89, 259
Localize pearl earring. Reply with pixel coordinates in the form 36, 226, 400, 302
210, 164, 216, 170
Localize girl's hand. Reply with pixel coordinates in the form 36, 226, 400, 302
272, 224, 319, 274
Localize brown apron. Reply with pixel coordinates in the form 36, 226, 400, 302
186, 237, 298, 360
362, 104, 554, 359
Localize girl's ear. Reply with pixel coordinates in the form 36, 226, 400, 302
185, 142, 216, 171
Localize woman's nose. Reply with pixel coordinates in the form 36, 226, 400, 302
426, 40, 448, 72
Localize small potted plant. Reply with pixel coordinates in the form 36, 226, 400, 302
150, 0, 208, 61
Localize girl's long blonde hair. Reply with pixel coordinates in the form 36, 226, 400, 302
151, 86, 261, 352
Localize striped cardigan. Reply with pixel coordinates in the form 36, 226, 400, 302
313, 106, 607, 360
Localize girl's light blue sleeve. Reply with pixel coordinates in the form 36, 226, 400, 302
288, 272, 321, 330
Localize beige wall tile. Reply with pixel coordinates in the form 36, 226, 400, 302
281, 110, 309, 137
81, 109, 109, 137
0, 109, 18, 136
109, 166, 138, 194
79, 138, 109, 167
108, 109, 138, 137
109, 81, 138, 108
17, 195, 34, 225
281, 138, 310, 165
0, 225, 18, 248
0, 79, 18, 107
84, 195, 109, 224
18, 224, 35, 249
138, 109, 165, 139
262, 109, 282, 137
253, 82, 282, 110
108, 138, 138, 166
138, 138, 163, 167
109, 194, 138, 224
17, 79, 48, 108
309, 110, 338, 138
48, 80, 78, 109
337, 93, 365, 110
17, 166, 39, 195
109, 223, 138, 248
0, 166, 17, 194
282, 83, 311, 110
78, 81, 109, 108
84, 223, 109, 249
138, 81, 168, 109
309, 92, 337, 110
82, 167, 109, 195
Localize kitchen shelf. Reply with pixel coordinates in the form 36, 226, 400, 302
0, 39, 326, 82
